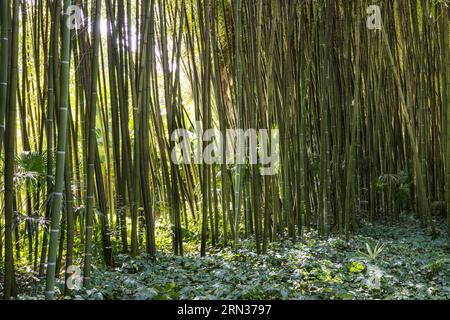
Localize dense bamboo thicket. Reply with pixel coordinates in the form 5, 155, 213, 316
0, 0, 448, 299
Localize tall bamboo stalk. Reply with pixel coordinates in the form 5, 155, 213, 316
83, 0, 102, 289
0, 0, 9, 153
45, 0, 72, 300
3, 0, 19, 300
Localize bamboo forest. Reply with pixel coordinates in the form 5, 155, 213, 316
0, 0, 449, 302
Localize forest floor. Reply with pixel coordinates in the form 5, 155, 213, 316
9, 218, 450, 300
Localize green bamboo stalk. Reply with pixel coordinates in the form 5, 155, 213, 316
0, 0, 9, 153
442, 5, 449, 236
233, 0, 243, 249
39, 0, 58, 280
83, 0, 102, 289
63, 127, 74, 296
45, 0, 72, 300
3, 0, 18, 300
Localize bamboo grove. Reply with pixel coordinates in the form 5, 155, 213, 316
0, 0, 448, 299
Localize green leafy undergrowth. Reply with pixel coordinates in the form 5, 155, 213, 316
72, 221, 450, 300
13, 220, 449, 300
